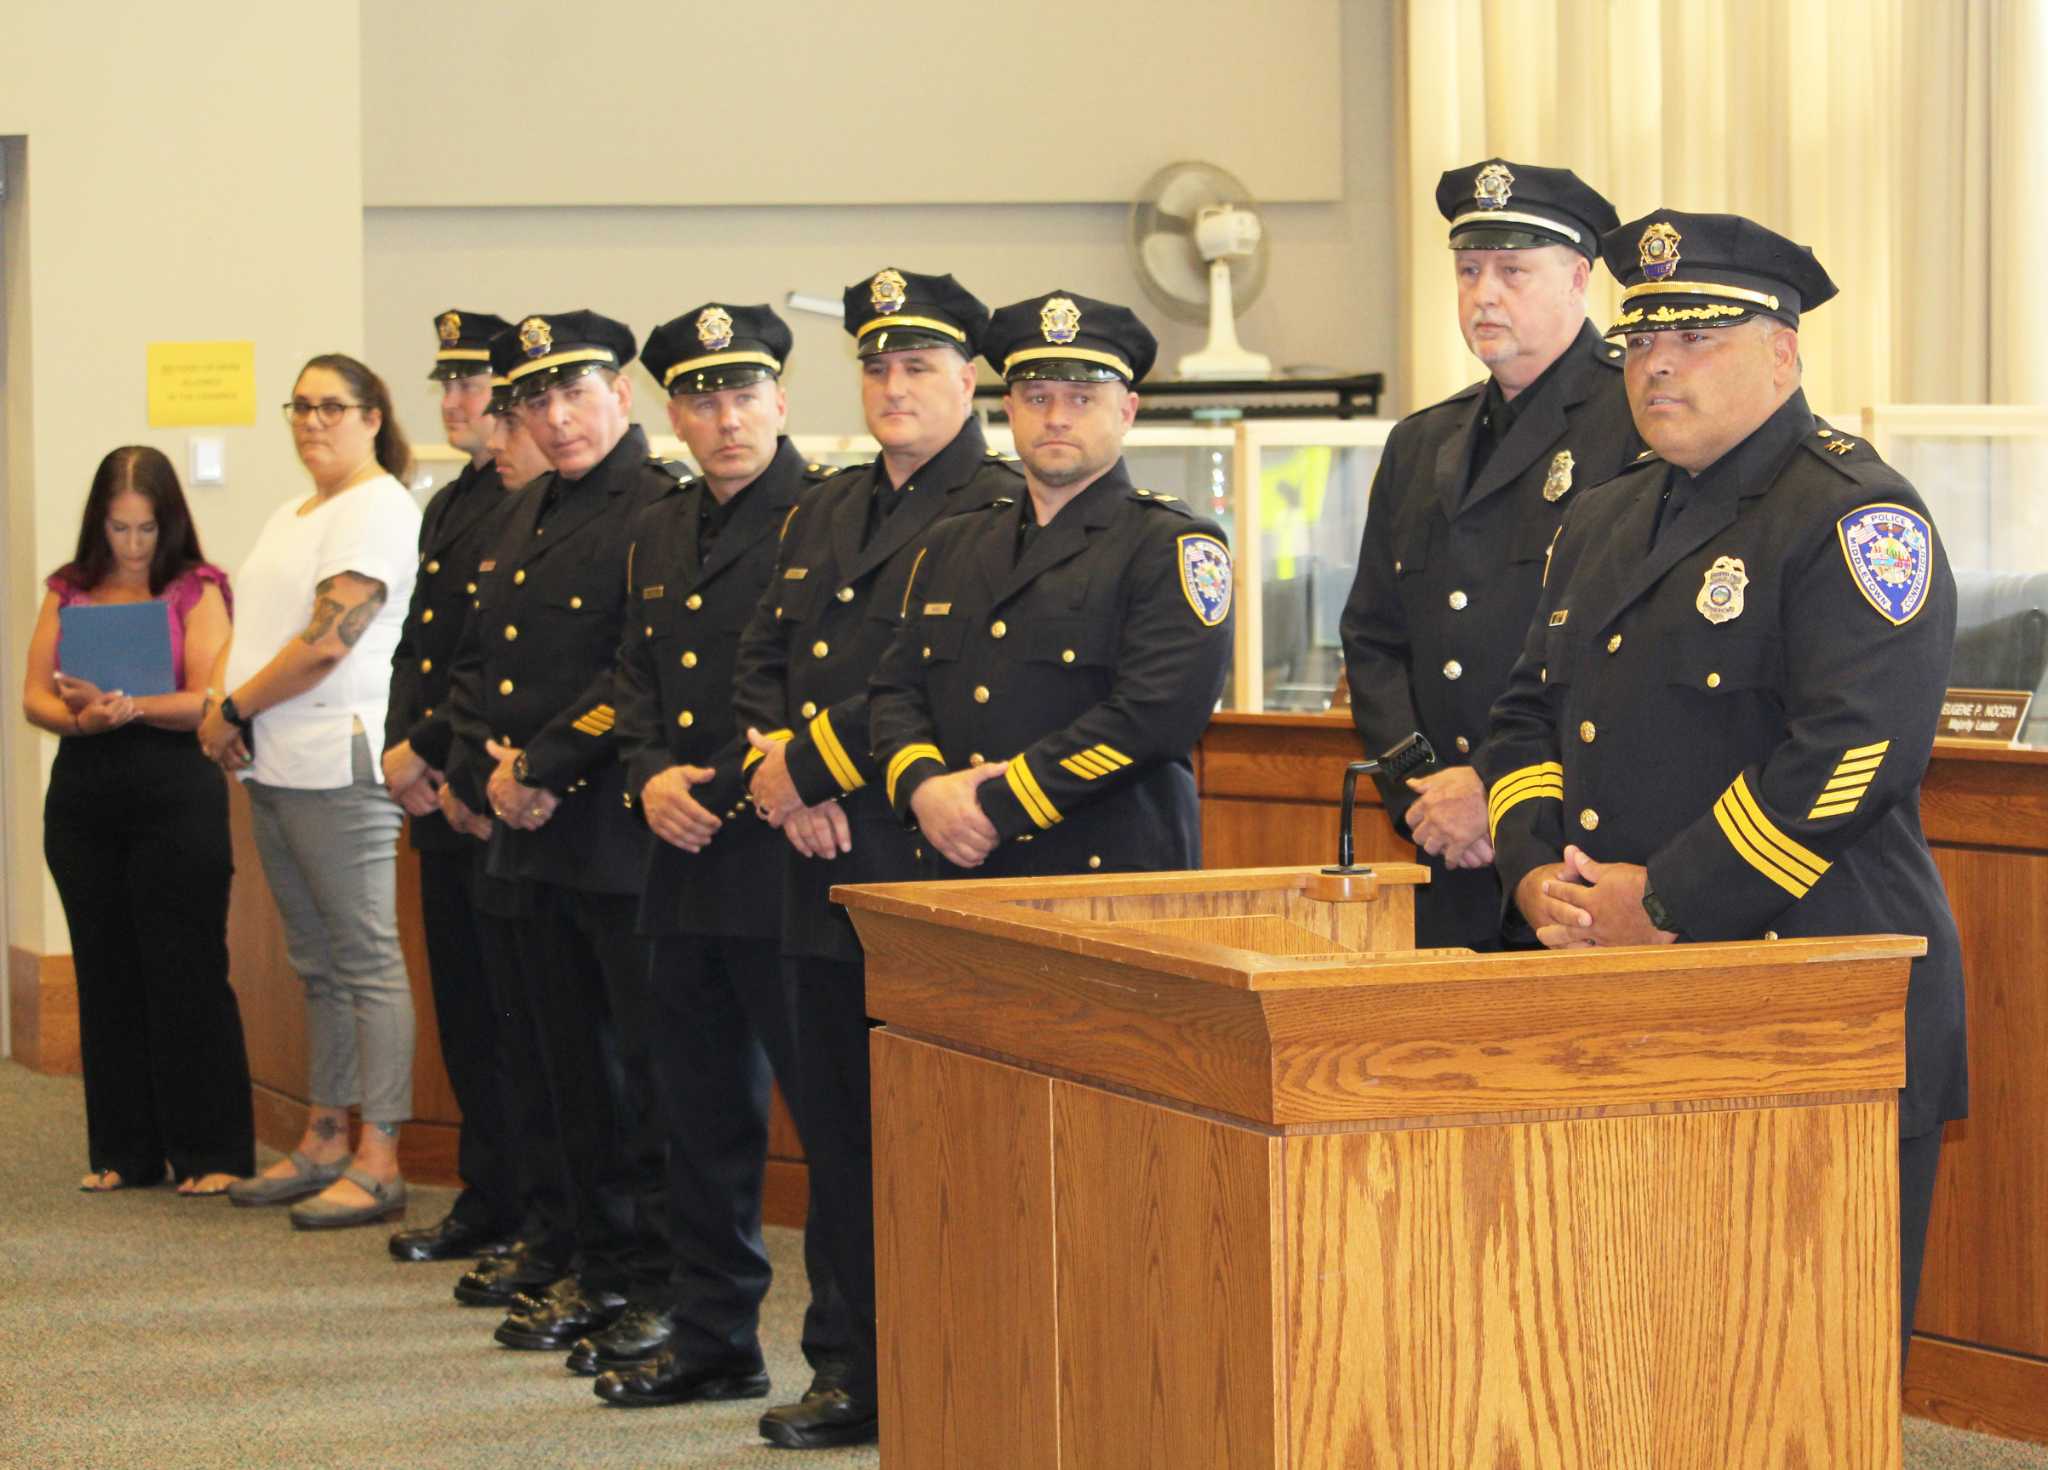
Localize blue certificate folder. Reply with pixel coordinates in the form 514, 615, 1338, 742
58, 601, 177, 697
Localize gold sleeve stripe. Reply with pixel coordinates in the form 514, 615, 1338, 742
1061, 750, 1115, 779
1486, 762, 1564, 835
742, 727, 794, 771
1844, 739, 1892, 760
1091, 743, 1133, 767
1830, 755, 1885, 777
1716, 773, 1829, 897
1005, 755, 1061, 829
808, 710, 866, 793
1808, 800, 1862, 819
572, 704, 617, 736
884, 743, 944, 807
1822, 769, 1880, 791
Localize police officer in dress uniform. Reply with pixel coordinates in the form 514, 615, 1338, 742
1474, 212, 1968, 1363
443, 329, 582, 1314
1339, 160, 1639, 950
737, 269, 1019, 1450
381, 309, 528, 1265
443, 310, 677, 1360
871, 290, 1232, 881
577, 303, 846, 1407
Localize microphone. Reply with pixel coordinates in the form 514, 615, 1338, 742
1326, 732, 1438, 875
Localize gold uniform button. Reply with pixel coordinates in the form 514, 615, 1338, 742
422, 609, 435, 623
570, 596, 583, 610
420, 658, 432, 672
812, 640, 829, 658
1540, 666, 1548, 682
991, 620, 1007, 639
1607, 633, 1623, 654
973, 686, 990, 704
1443, 660, 1463, 680
499, 679, 514, 696
1087, 855, 1102, 870
1393, 559, 1404, 573
1061, 649, 1076, 664
969, 752, 985, 766
466, 581, 477, 594
1455, 735, 1471, 754
426, 560, 440, 574
1706, 672, 1722, 689
1448, 590, 1468, 611
513, 569, 526, 585
800, 701, 818, 719
681, 651, 697, 668
1579, 721, 1597, 744
503, 625, 518, 641
836, 587, 855, 603
1580, 808, 1600, 831
1763, 930, 1780, 941
677, 711, 694, 728
686, 594, 703, 611
922, 646, 932, 659
645, 625, 653, 637
423, 706, 435, 718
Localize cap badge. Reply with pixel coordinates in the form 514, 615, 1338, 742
1040, 296, 1082, 345
518, 316, 553, 359
870, 269, 908, 316
1543, 449, 1575, 502
1474, 162, 1515, 210
1696, 555, 1749, 625
1639, 222, 1682, 280
696, 306, 735, 352
437, 311, 462, 345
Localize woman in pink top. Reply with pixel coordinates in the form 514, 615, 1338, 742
21, 445, 255, 1196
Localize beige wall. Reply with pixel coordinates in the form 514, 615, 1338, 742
0, 5, 367, 972
364, 1, 1398, 445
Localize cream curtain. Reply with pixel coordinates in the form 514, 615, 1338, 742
1394, 0, 2048, 418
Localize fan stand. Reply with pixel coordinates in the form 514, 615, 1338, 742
1177, 259, 1272, 381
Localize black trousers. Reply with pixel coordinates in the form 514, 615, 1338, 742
1900, 1125, 1945, 1369
501, 885, 667, 1297
647, 934, 846, 1367
472, 868, 573, 1267
788, 954, 878, 1401
43, 726, 253, 1183
415, 846, 517, 1234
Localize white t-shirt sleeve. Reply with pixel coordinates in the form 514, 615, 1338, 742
313, 477, 415, 591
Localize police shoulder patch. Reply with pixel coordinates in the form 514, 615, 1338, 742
1837, 502, 1934, 626
1177, 533, 1233, 627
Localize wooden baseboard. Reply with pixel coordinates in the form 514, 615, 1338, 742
1905, 1335, 2048, 1446
250, 1080, 461, 1185
7, 946, 80, 1076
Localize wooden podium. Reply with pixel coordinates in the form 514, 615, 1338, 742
836, 865, 1919, 1470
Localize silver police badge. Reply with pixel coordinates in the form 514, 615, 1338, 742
1040, 296, 1082, 345
696, 306, 735, 351
518, 316, 553, 359
1542, 449, 1574, 502
870, 269, 908, 316
1696, 555, 1748, 624
1474, 162, 1514, 209
437, 311, 462, 345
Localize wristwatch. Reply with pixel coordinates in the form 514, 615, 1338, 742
219, 694, 251, 729
1641, 881, 1678, 934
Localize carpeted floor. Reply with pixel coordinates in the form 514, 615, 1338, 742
4, 1058, 2045, 1469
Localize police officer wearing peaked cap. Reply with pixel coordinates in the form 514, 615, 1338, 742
1339, 158, 1640, 951
584, 302, 847, 1407
737, 267, 1018, 1450
1475, 211, 1966, 1364
871, 289, 1230, 883
443, 307, 681, 1356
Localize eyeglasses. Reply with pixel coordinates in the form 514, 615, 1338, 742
281, 399, 368, 426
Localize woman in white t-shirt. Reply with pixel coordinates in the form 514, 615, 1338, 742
199, 353, 423, 1230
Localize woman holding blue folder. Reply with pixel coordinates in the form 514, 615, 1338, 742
22, 445, 255, 1196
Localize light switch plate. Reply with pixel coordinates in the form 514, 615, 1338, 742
188, 436, 225, 486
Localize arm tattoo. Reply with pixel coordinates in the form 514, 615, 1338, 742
336, 585, 388, 648
301, 593, 344, 645
310, 1116, 344, 1142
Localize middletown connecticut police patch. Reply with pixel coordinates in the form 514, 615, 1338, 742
1836, 503, 1933, 626
1177, 534, 1233, 627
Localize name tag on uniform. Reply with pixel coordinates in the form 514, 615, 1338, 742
784, 567, 809, 580
641, 584, 665, 599
924, 602, 952, 616
1548, 610, 1569, 627
480, 560, 498, 573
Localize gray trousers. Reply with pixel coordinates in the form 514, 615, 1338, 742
245, 732, 414, 1124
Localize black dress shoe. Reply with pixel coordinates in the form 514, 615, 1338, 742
758, 1388, 879, 1448
453, 1249, 563, 1308
565, 1304, 678, 1376
389, 1213, 516, 1263
594, 1346, 770, 1407
494, 1282, 628, 1351
801, 1356, 851, 1404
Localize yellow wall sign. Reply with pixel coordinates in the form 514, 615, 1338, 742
147, 341, 257, 427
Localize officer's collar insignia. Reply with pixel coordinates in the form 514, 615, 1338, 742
696, 306, 735, 351
1474, 162, 1514, 209
641, 583, 664, 599
870, 269, 908, 317
1639, 221, 1682, 280
437, 311, 462, 345
518, 316, 553, 359
1040, 296, 1082, 345
1177, 533, 1233, 627
1696, 555, 1749, 625
1543, 449, 1575, 502
1838, 503, 1934, 626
